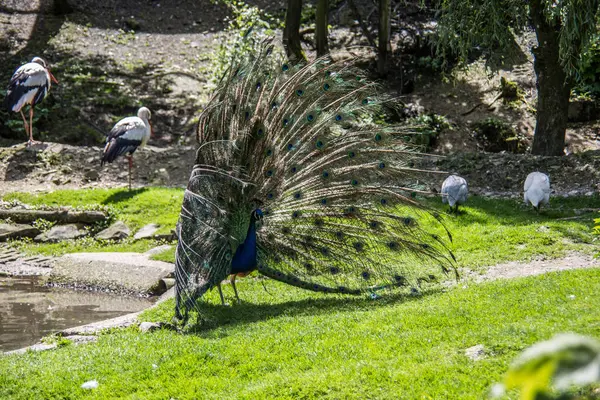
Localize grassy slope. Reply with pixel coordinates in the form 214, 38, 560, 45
1, 268, 599, 399
2, 187, 183, 257
2, 188, 597, 268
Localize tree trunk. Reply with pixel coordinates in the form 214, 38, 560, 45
530, 0, 571, 156
283, 0, 306, 62
378, 0, 391, 77
316, 0, 329, 56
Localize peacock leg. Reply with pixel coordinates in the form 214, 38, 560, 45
230, 274, 240, 303
20, 110, 30, 143
217, 282, 226, 305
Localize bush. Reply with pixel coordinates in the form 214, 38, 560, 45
472, 118, 528, 153
405, 113, 452, 151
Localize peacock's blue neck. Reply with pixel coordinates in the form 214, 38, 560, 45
230, 212, 259, 274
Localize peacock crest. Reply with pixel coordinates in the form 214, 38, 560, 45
175, 38, 457, 322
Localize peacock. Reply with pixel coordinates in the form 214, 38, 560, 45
174, 39, 458, 322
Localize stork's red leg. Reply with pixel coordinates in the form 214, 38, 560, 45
28, 107, 35, 145
19, 110, 29, 142
127, 154, 133, 191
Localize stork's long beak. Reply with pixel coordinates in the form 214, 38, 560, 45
49, 70, 58, 84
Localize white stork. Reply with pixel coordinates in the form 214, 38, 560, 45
4, 57, 58, 145
101, 107, 153, 190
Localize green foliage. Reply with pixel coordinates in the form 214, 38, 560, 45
2, 268, 600, 398
573, 29, 600, 99
435, 0, 600, 76
472, 118, 528, 153
496, 334, 600, 399
406, 113, 452, 151
31, 219, 55, 232
210, 1, 277, 83
500, 77, 525, 107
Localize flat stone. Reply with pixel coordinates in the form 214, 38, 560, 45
465, 344, 486, 361
63, 335, 98, 345
144, 244, 172, 256
52, 252, 174, 294
34, 224, 86, 242
5, 342, 57, 355
139, 322, 162, 333
95, 221, 130, 240
134, 223, 160, 240
0, 223, 40, 241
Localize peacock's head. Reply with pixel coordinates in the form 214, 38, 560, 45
251, 209, 264, 222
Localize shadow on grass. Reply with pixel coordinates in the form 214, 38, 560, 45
182, 286, 442, 337
101, 187, 148, 204
428, 195, 599, 228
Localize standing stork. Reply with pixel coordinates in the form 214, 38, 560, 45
101, 107, 153, 190
4, 57, 58, 145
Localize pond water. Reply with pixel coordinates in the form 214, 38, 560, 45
0, 276, 154, 352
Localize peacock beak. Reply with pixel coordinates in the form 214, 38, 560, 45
48, 70, 58, 84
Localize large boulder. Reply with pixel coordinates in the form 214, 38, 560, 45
95, 221, 130, 240
0, 223, 41, 241
34, 224, 87, 242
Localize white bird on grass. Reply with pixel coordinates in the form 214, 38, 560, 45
101, 107, 153, 190
524, 172, 550, 212
4, 57, 58, 145
441, 175, 468, 213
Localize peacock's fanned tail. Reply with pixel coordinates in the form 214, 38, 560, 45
175, 39, 457, 319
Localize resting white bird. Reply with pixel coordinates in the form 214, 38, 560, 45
4, 57, 58, 145
524, 172, 550, 212
101, 107, 153, 190
441, 175, 468, 213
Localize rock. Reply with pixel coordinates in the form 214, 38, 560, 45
139, 322, 161, 333
134, 223, 160, 240
5, 342, 57, 355
63, 335, 98, 345
95, 221, 130, 240
34, 224, 87, 242
139, 321, 177, 333
150, 168, 170, 185
144, 244, 172, 256
81, 380, 99, 390
52, 252, 174, 294
0, 223, 41, 241
84, 169, 100, 181
465, 344, 486, 361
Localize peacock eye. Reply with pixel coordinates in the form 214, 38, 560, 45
290, 166, 298, 173
266, 169, 273, 177
330, 266, 339, 274
380, 198, 387, 205
282, 64, 289, 71
244, 111, 250, 120
348, 151, 356, 158
257, 128, 264, 136
307, 114, 314, 122
265, 149, 272, 156
378, 162, 385, 169
267, 193, 274, 199
316, 140, 324, 149
321, 170, 329, 178
323, 83, 330, 91
256, 82, 262, 90
361, 271, 370, 280
403, 217, 413, 226
335, 114, 342, 121
374, 133, 382, 141
362, 98, 369, 105
350, 179, 359, 186
320, 198, 328, 205
296, 89, 304, 96
388, 241, 399, 250
293, 192, 301, 199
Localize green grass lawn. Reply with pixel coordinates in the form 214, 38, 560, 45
2, 188, 597, 269
1, 268, 599, 399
